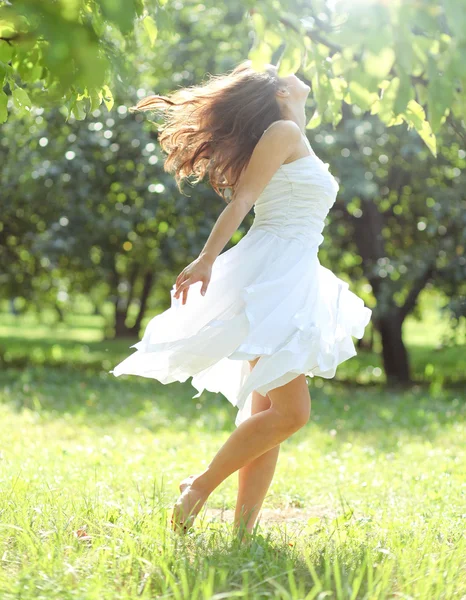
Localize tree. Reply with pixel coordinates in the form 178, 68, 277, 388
319, 105, 466, 383
1, 0, 466, 155
2, 0, 465, 378
0, 103, 225, 337
0, 0, 164, 122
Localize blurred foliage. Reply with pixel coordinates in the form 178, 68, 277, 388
1, 0, 465, 382
0, 101, 227, 337
1, 0, 466, 153
1, 97, 465, 380
314, 107, 466, 381
0, 0, 153, 119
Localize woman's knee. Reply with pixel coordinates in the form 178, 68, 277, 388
268, 375, 311, 431
278, 403, 310, 431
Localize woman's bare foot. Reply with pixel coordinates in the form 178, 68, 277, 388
235, 530, 255, 546
171, 480, 209, 534
179, 474, 197, 493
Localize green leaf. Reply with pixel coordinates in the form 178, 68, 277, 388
393, 9, 414, 72
96, 0, 137, 34
329, 99, 343, 128
402, 99, 437, 157
442, 0, 466, 42
393, 69, 413, 115
306, 109, 321, 129
378, 77, 399, 123
143, 15, 158, 47
330, 77, 346, 101
0, 90, 8, 123
12, 86, 32, 109
89, 88, 102, 112
363, 47, 395, 79
314, 72, 334, 118
348, 81, 377, 112
71, 98, 87, 120
277, 42, 302, 77
426, 55, 454, 133
102, 84, 114, 112
264, 28, 282, 51
0, 42, 13, 63
251, 12, 266, 39
249, 41, 273, 72
450, 78, 466, 120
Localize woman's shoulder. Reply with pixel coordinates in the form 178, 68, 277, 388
262, 119, 301, 137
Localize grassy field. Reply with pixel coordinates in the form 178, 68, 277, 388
0, 290, 465, 598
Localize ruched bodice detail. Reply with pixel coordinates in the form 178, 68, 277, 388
249, 137, 340, 248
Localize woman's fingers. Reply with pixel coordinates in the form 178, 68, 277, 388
175, 280, 190, 305
175, 272, 189, 290
175, 277, 209, 303
175, 278, 188, 294
200, 280, 209, 296
174, 277, 191, 299
174, 262, 211, 303
176, 271, 187, 287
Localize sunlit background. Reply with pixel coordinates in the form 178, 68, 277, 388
0, 0, 465, 597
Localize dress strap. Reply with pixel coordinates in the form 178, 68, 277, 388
301, 132, 317, 157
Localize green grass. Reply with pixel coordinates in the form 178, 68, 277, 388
1, 368, 465, 598
0, 290, 465, 598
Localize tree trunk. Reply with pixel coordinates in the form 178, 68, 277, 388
54, 302, 65, 322
114, 299, 135, 338
112, 270, 155, 339
350, 197, 415, 383
377, 311, 411, 384
129, 271, 155, 337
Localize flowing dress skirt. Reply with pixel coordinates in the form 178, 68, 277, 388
110, 227, 372, 426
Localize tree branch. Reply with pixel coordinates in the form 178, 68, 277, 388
279, 16, 434, 93
133, 270, 154, 334
446, 111, 466, 145
399, 261, 436, 323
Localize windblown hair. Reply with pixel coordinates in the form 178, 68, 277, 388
130, 60, 285, 203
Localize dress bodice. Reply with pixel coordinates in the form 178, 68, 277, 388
250, 132, 340, 248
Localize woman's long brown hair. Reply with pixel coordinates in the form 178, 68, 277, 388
131, 60, 285, 203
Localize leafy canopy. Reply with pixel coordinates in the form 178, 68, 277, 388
1, 0, 465, 155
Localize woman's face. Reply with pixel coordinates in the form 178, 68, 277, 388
267, 64, 310, 106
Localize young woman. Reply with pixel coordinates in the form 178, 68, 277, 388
110, 60, 372, 540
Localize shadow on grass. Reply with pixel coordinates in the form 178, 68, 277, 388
161, 514, 463, 599
0, 360, 464, 453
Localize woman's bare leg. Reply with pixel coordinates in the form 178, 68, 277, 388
171, 363, 311, 532
233, 358, 280, 538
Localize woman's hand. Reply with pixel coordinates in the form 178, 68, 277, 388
174, 255, 213, 305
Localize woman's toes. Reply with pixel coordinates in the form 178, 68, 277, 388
179, 474, 196, 493
171, 484, 206, 533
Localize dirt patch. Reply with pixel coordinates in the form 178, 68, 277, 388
201, 504, 337, 525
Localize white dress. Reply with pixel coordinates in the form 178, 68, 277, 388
109, 128, 372, 427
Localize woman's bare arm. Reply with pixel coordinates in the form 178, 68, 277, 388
174, 119, 302, 303
199, 119, 302, 263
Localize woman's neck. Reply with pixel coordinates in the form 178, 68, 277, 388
280, 106, 306, 133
